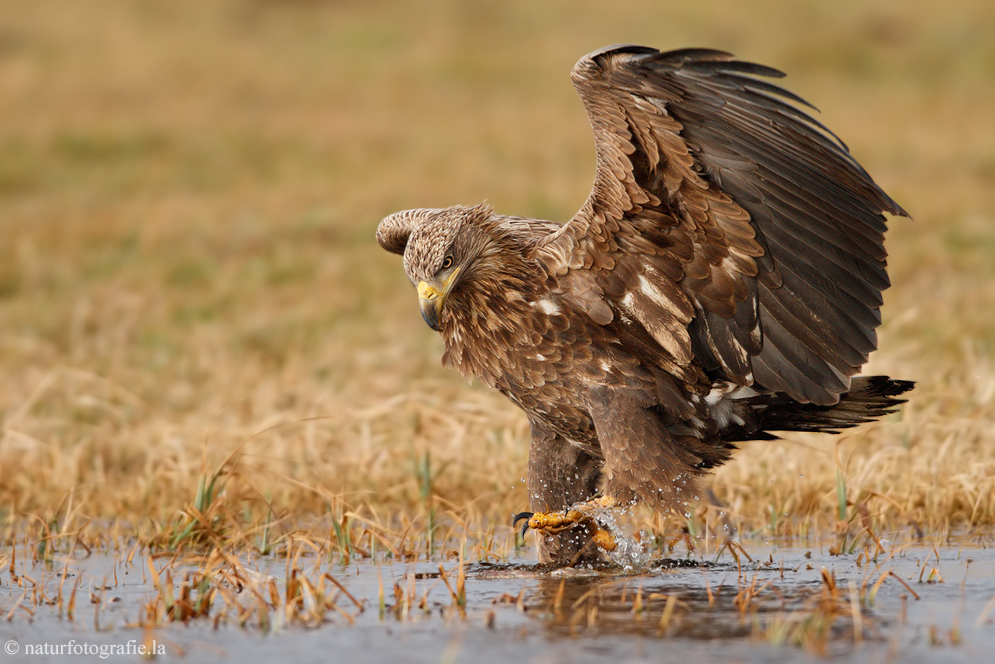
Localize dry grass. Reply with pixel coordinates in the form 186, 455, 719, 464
1, 0, 994, 559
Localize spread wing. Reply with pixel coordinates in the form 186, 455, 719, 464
538, 46, 907, 405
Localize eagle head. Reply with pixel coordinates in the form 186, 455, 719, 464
376, 202, 495, 331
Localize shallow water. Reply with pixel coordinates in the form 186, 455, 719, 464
2, 535, 994, 663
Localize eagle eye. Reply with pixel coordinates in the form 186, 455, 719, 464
441, 255, 454, 270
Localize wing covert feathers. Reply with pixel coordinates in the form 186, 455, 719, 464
540, 46, 908, 404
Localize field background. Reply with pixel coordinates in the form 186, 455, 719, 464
1, 0, 993, 552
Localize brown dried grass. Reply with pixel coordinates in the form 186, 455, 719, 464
1, 0, 993, 554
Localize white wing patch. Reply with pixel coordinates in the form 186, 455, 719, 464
705, 381, 760, 428
532, 299, 561, 315
619, 276, 692, 363
637, 275, 671, 309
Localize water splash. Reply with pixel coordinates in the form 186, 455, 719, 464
607, 532, 652, 571
572, 500, 651, 571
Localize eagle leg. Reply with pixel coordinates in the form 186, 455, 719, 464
526, 422, 604, 563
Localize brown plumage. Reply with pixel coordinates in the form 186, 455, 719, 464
377, 46, 913, 563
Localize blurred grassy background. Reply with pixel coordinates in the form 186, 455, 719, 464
1, 0, 993, 543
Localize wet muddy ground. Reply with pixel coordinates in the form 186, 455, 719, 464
2, 534, 994, 663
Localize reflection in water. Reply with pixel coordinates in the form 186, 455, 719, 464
486, 557, 875, 653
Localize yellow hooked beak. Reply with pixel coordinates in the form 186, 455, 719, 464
417, 267, 459, 332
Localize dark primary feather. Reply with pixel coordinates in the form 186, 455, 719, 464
377, 46, 912, 563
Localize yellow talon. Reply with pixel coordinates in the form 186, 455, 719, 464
516, 495, 619, 553
591, 528, 618, 552
527, 509, 587, 534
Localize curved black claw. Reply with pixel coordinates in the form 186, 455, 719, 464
513, 511, 534, 538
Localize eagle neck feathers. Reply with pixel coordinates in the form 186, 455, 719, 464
440, 221, 546, 385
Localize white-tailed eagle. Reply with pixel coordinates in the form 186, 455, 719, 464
377, 46, 912, 564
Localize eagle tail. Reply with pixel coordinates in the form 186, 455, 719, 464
725, 376, 914, 441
